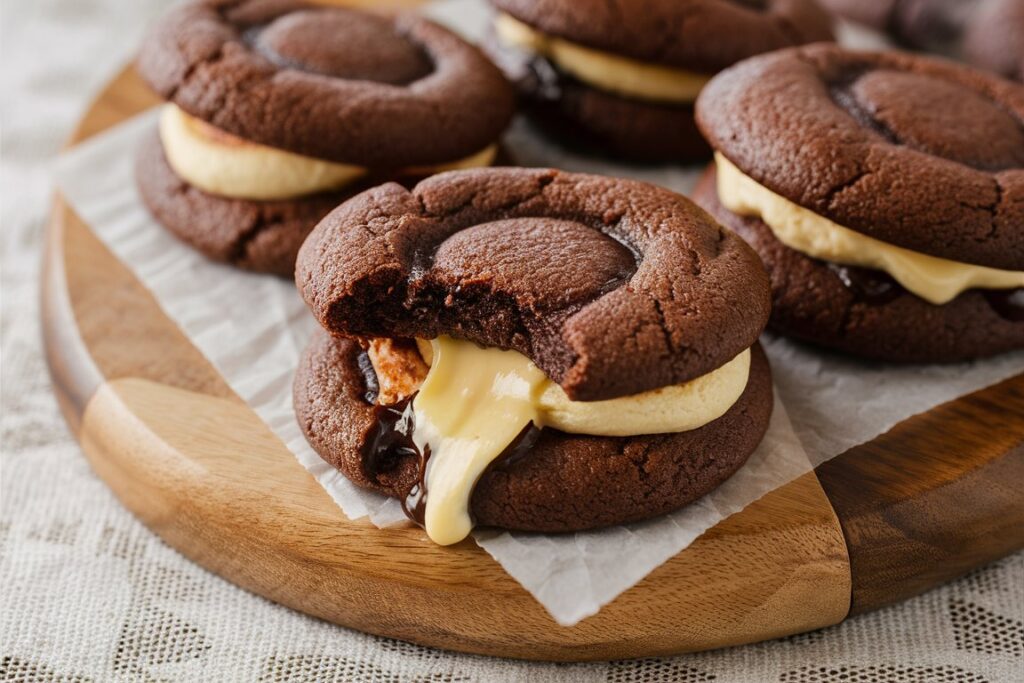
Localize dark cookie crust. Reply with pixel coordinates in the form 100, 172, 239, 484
136, 0, 514, 166
697, 44, 1024, 270
296, 167, 771, 401
694, 166, 1024, 362
294, 330, 773, 533
135, 129, 354, 275
489, 0, 833, 73
963, 0, 1024, 82
485, 38, 709, 162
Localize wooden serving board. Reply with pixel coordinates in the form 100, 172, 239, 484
43, 66, 1024, 661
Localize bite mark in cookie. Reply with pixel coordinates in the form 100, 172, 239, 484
295, 168, 774, 543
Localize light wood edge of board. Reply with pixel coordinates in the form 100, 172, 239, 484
45, 64, 851, 660
77, 376, 851, 660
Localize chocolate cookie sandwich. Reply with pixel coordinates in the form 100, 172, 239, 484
134, 0, 515, 275
294, 168, 773, 544
484, 0, 833, 162
694, 44, 1024, 362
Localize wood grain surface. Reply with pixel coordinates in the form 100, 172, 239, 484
818, 373, 1024, 615
42, 64, 1023, 660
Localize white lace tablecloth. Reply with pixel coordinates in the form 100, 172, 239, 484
1, 1, 1022, 680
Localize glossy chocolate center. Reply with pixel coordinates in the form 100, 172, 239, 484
255, 9, 432, 84
359, 388, 544, 527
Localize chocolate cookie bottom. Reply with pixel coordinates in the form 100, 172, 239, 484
294, 329, 773, 534
135, 130, 360, 276
486, 38, 709, 163
694, 166, 1024, 362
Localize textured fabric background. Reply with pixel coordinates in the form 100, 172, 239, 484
1, 1, 1022, 681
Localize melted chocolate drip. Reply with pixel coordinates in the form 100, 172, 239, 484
401, 441, 431, 527
827, 263, 903, 305
489, 424, 543, 472
361, 397, 417, 481
985, 289, 1024, 322
361, 395, 544, 528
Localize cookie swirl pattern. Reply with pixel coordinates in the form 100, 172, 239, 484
698, 44, 1024, 270
137, 0, 515, 167
296, 167, 771, 401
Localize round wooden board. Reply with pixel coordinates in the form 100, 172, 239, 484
44, 65, 1024, 661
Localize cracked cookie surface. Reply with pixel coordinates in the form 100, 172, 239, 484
697, 44, 1024, 270
296, 167, 771, 401
136, 0, 515, 166
294, 330, 773, 533
694, 165, 1024, 362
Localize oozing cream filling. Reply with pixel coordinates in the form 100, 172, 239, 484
407, 336, 750, 545
159, 104, 498, 201
715, 153, 1024, 305
493, 13, 709, 104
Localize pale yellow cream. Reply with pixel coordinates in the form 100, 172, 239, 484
715, 153, 1024, 305
493, 13, 708, 104
159, 104, 498, 201
411, 336, 750, 545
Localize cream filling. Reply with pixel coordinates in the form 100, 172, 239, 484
410, 336, 750, 545
715, 153, 1024, 305
493, 13, 709, 104
159, 104, 498, 201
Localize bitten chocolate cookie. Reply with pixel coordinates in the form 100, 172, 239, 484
294, 167, 773, 542
695, 44, 1024, 361
485, 0, 833, 162
134, 0, 514, 274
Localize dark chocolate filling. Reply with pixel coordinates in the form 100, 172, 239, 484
512, 46, 693, 111
359, 387, 544, 528
985, 288, 1024, 322
825, 262, 1023, 320
827, 263, 903, 306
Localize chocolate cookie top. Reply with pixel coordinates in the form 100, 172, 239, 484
697, 44, 1024, 270
296, 168, 771, 401
489, 0, 834, 73
137, 0, 515, 166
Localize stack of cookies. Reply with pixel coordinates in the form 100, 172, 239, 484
294, 168, 774, 544
484, 0, 834, 161
135, 0, 515, 274
132, 0, 1024, 546
694, 44, 1024, 361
